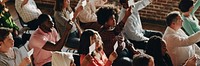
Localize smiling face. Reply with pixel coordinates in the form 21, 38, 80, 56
90, 32, 103, 52
107, 15, 117, 27
0, 33, 14, 49
40, 15, 54, 33
63, 0, 70, 9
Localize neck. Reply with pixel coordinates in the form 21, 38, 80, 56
39, 26, 49, 33
183, 12, 190, 17
169, 26, 179, 31
0, 46, 10, 53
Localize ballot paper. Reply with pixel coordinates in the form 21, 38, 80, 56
128, 0, 135, 7
113, 41, 118, 51
82, 0, 87, 7
27, 48, 34, 57
69, 12, 74, 20
89, 43, 96, 55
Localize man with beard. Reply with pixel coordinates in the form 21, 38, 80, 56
28, 14, 72, 66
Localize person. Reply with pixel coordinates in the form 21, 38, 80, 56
15, 0, 42, 30
179, 0, 200, 36
112, 57, 133, 66
54, 0, 83, 50
52, 51, 75, 66
178, 0, 200, 47
75, 0, 101, 31
0, 27, 31, 66
163, 11, 200, 66
96, 4, 134, 59
78, 29, 118, 66
146, 36, 173, 66
132, 53, 154, 66
118, 0, 162, 49
0, 0, 24, 48
28, 14, 72, 66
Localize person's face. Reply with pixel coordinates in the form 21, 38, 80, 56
63, 0, 69, 9
174, 16, 183, 29
41, 16, 54, 33
161, 40, 167, 56
0, 33, 14, 49
107, 15, 116, 27
122, 0, 129, 9
90, 33, 103, 51
148, 57, 155, 66
189, 5, 194, 13
2, 0, 8, 3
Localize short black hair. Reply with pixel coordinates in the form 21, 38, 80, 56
166, 11, 180, 26
178, 0, 193, 12
132, 54, 153, 66
37, 14, 50, 25
119, 0, 128, 4
96, 4, 118, 25
0, 27, 12, 42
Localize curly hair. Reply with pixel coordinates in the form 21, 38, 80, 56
96, 4, 119, 25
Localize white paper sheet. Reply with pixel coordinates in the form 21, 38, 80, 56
69, 12, 74, 20
82, 0, 87, 7
89, 43, 96, 55
113, 41, 118, 51
27, 48, 34, 57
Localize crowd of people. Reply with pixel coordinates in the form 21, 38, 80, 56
0, 0, 200, 66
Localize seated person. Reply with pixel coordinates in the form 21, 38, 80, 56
28, 14, 72, 66
0, 27, 31, 66
54, 0, 83, 50
78, 29, 117, 66
146, 36, 173, 66
163, 11, 200, 66
0, 0, 24, 48
118, 0, 162, 49
96, 4, 134, 58
15, 0, 42, 30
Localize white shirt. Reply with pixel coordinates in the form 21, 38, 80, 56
118, 0, 151, 41
75, 1, 97, 23
163, 27, 200, 66
15, 0, 42, 23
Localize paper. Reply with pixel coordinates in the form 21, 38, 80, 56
82, 0, 87, 7
27, 48, 34, 57
128, 0, 135, 7
89, 43, 96, 55
69, 12, 74, 20
113, 41, 118, 51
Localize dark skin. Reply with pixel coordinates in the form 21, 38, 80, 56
41, 15, 72, 51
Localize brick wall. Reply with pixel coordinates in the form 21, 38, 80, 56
34, 0, 200, 25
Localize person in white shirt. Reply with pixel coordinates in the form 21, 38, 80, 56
118, 0, 162, 49
163, 11, 200, 66
15, 0, 42, 30
75, 0, 101, 30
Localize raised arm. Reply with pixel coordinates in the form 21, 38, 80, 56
42, 22, 72, 51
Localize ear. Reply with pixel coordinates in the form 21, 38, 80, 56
0, 42, 2, 46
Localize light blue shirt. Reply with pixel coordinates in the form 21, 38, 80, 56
118, 0, 151, 41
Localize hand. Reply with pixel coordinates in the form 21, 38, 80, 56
184, 56, 197, 66
66, 20, 73, 31
108, 51, 118, 62
20, 57, 31, 66
81, 54, 94, 66
122, 6, 132, 23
